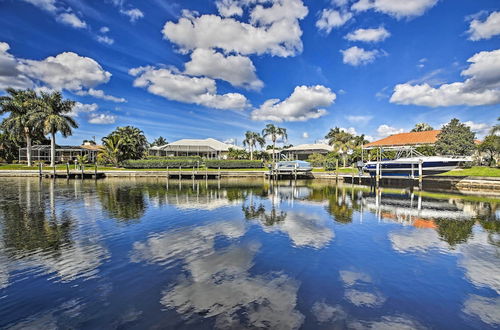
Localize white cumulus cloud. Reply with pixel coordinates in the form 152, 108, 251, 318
390, 49, 500, 107
467, 11, 500, 41
97, 35, 114, 45
162, 0, 308, 57
345, 26, 390, 42
316, 9, 353, 34
88, 113, 117, 124
129, 66, 249, 110
56, 12, 87, 29
68, 102, 98, 117
0, 42, 34, 89
21, 0, 57, 13
120, 8, 144, 22
18, 52, 111, 91
75, 88, 126, 103
377, 124, 404, 137
251, 85, 335, 122
341, 46, 382, 66
351, 0, 438, 19
184, 48, 263, 90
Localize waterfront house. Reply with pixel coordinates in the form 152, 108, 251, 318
19, 141, 101, 163
149, 138, 243, 159
281, 143, 334, 160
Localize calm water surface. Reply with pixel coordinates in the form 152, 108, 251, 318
0, 177, 499, 329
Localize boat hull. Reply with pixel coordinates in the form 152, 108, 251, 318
363, 159, 464, 177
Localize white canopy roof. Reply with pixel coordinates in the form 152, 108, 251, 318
158, 138, 243, 152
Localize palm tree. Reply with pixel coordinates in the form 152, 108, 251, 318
243, 131, 265, 160
0, 88, 41, 166
105, 126, 148, 160
490, 117, 500, 135
325, 127, 355, 167
411, 122, 434, 132
151, 136, 167, 147
39, 91, 78, 167
99, 135, 123, 167
262, 124, 287, 163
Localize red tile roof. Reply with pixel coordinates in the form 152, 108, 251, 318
365, 130, 441, 148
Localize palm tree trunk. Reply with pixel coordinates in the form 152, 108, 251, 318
250, 145, 253, 160
272, 140, 276, 163
50, 131, 56, 167
26, 133, 32, 167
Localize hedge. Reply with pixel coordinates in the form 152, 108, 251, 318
205, 160, 263, 169
123, 158, 202, 169
146, 156, 202, 161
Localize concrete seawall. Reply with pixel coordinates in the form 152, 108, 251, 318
1, 170, 499, 193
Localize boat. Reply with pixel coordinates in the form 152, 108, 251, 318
274, 160, 313, 173
363, 155, 471, 177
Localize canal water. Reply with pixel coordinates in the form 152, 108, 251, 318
0, 177, 498, 329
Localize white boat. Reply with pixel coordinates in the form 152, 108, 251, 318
363, 155, 471, 177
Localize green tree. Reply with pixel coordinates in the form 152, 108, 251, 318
227, 147, 249, 160
478, 134, 500, 166
98, 135, 123, 166
0, 88, 41, 166
411, 122, 434, 132
39, 91, 78, 167
105, 126, 148, 160
262, 124, 287, 163
325, 127, 355, 167
0, 130, 19, 163
151, 136, 167, 147
435, 119, 476, 156
243, 131, 265, 160
307, 153, 326, 167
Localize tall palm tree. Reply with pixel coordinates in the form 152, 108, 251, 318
491, 117, 500, 135
151, 136, 167, 147
243, 131, 265, 160
0, 88, 41, 166
39, 91, 78, 167
325, 127, 355, 167
262, 124, 287, 162
99, 135, 123, 167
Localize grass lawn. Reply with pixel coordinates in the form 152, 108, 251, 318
438, 166, 500, 177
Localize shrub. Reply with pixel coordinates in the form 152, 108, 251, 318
205, 160, 263, 169
123, 158, 202, 169
145, 156, 202, 161
307, 153, 326, 167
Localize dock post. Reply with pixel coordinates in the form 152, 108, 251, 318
94, 163, 98, 179
179, 166, 181, 180
205, 166, 208, 181
192, 166, 195, 180
335, 160, 339, 182
375, 162, 380, 187
66, 163, 70, 178
81, 164, 84, 179
218, 167, 221, 180
294, 163, 297, 181
167, 166, 169, 179
418, 160, 423, 189
39, 163, 42, 178
351, 164, 355, 185
53, 164, 56, 178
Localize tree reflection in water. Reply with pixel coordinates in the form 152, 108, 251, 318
96, 181, 147, 221
0, 180, 73, 257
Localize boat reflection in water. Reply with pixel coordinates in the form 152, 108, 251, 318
0, 177, 498, 329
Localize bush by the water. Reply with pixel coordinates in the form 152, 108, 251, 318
205, 160, 263, 169
146, 156, 202, 161
123, 157, 202, 168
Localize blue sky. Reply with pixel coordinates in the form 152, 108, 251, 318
0, 0, 498, 146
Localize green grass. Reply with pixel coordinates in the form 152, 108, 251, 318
438, 166, 500, 177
